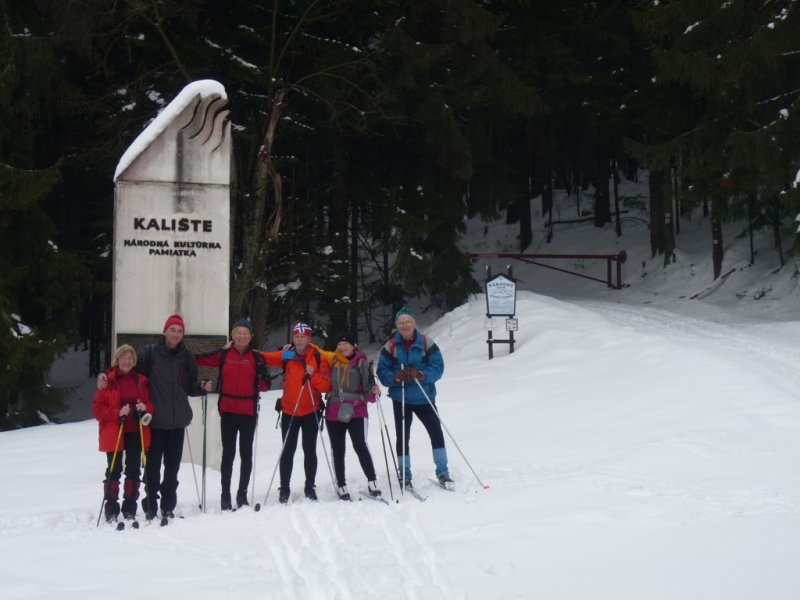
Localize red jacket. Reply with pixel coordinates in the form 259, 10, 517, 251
196, 347, 265, 417
261, 345, 330, 417
92, 368, 153, 452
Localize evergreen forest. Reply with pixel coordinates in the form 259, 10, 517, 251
2, 0, 800, 428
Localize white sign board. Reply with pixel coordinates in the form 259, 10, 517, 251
486, 274, 517, 317
112, 182, 229, 336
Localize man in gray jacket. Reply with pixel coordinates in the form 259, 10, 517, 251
137, 314, 204, 520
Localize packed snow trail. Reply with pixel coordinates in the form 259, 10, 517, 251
3, 293, 800, 599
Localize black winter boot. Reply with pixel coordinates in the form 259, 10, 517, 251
221, 491, 232, 511
304, 484, 318, 501
236, 489, 249, 508
367, 480, 382, 497
278, 486, 290, 504
105, 500, 120, 523
141, 496, 158, 520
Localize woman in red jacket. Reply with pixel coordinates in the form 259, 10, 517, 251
196, 317, 270, 510
92, 344, 153, 523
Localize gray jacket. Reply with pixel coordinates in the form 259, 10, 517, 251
138, 338, 200, 429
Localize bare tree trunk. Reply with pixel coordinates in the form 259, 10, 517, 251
649, 168, 665, 258
748, 194, 756, 266
231, 88, 286, 342
773, 194, 784, 267
350, 196, 359, 335
711, 201, 724, 280
612, 158, 622, 237
593, 150, 610, 228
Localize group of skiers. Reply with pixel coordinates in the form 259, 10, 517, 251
92, 308, 452, 525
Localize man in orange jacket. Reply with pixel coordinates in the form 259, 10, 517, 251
261, 322, 330, 502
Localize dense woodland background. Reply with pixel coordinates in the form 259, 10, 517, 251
3, 0, 800, 429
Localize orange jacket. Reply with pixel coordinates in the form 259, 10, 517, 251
261, 344, 330, 417
92, 368, 153, 452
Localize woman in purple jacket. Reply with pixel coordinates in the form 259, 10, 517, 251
323, 333, 381, 500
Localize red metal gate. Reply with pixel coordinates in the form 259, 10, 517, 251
466, 251, 627, 289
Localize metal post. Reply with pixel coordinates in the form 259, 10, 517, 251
486, 265, 493, 360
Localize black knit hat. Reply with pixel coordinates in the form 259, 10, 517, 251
335, 331, 358, 347
231, 317, 253, 334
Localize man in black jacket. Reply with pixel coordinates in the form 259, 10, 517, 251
137, 314, 204, 520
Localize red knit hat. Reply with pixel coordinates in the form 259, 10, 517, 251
163, 314, 185, 333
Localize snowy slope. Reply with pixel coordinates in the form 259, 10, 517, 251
10, 177, 800, 599
3, 290, 800, 600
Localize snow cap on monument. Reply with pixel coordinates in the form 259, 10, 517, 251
114, 79, 229, 184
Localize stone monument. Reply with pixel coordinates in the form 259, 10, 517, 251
113, 79, 231, 480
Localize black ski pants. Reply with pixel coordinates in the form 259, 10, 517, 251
326, 417, 376, 487
144, 427, 185, 515
279, 412, 320, 490
105, 431, 143, 486
392, 401, 445, 455
220, 412, 257, 494
104, 431, 143, 516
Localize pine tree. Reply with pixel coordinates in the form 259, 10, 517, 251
631, 0, 800, 276
0, 0, 94, 428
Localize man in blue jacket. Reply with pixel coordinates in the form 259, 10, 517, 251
377, 307, 453, 489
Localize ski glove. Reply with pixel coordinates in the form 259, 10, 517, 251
395, 368, 424, 382
405, 367, 425, 381
282, 349, 296, 360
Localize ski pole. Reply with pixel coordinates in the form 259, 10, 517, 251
201, 391, 208, 513
308, 379, 336, 495
96, 416, 125, 527
374, 389, 395, 502
400, 363, 406, 496
375, 388, 401, 494
411, 377, 489, 489
138, 412, 149, 520
250, 401, 260, 506
256, 376, 305, 510
185, 432, 202, 508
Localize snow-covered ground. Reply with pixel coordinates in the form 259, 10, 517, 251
6, 179, 800, 599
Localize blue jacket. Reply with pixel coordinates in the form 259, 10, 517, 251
376, 330, 444, 405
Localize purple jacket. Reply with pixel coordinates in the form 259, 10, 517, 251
325, 351, 375, 421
